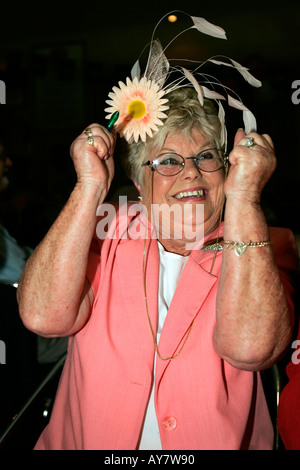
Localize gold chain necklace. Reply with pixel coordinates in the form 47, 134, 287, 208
141, 164, 228, 360
142, 234, 197, 361
142, 171, 197, 361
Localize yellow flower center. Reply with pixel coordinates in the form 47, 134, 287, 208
127, 99, 146, 119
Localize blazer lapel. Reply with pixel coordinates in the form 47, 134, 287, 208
116, 237, 160, 358
155, 243, 223, 383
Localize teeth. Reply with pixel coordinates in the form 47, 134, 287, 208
174, 189, 204, 199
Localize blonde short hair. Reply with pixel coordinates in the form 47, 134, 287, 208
124, 87, 223, 187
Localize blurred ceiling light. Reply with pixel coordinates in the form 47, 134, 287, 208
168, 15, 177, 23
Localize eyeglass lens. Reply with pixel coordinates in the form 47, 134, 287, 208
152, 149, 224, 175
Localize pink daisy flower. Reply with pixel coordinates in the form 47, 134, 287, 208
105, 76, 169, 143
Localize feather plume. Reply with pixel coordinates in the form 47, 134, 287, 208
144, 39, 170, 89
243, 110, 257, 133
182, 67, 204, 105
227, 94, 249, 111
202, 86, 226, 101
230, 59, 261, 87
131, 60, 141, 80
191, 16, 227, 40
217, 102, 227, 150
227, 95, 257, 133
209, 58, 262, 87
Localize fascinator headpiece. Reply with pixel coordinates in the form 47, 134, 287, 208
105, 11, 261, 151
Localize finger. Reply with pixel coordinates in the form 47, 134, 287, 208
236, 133, 266, 151
229, 133, 276, 176
229, 134, 261, 166
233, 128, 246, 146
82, 125, 116, 160
261, 133, 274, 150
238, 132, 274, 152
88, 135, 114, 160
83, 123, 114, 150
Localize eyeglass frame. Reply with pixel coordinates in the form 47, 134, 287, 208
142, 148, 229, 176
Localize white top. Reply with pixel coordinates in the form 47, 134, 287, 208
139, 242, 188, 449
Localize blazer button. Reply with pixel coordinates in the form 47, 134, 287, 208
162, 416, 177, 431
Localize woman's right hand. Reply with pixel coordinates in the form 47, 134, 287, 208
70, 123, 116, 198
18, 123, 117, 337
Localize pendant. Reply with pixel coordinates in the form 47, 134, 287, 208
234, 243, 247, 256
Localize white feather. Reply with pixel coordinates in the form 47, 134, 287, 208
131, 60, 141, 80
228, 95, 257, 133
209, 58, 262, 88
182, 67, 204, 105
243, 110, 257, 133
227, 94, 249, 111
230, 59, 262, 87
218, 102, 227, 151
191, 16, 227, 40
202, 86, 226, 101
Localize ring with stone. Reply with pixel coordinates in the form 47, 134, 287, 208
245, 136, 256, 149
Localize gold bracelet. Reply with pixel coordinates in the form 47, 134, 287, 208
222, 240, 273, 256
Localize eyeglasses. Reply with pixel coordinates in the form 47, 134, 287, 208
142, 148, 228, 176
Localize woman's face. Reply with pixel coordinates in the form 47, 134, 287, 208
139, 128, 225, 254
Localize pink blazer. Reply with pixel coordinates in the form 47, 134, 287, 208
35, 206, 298, 450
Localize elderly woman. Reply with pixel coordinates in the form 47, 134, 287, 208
17, 87, 297, 450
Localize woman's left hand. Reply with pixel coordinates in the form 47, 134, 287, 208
224, 129, 277, 204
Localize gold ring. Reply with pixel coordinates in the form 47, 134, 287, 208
84, 127, 93, 137
84, 127, 94, 145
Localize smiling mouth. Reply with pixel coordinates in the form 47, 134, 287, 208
173, 189, 207, 200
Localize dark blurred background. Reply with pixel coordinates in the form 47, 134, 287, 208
0, 0, 299, 446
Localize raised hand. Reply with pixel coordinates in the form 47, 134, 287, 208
224, 129, 276, 204
70, 123, 116, 199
